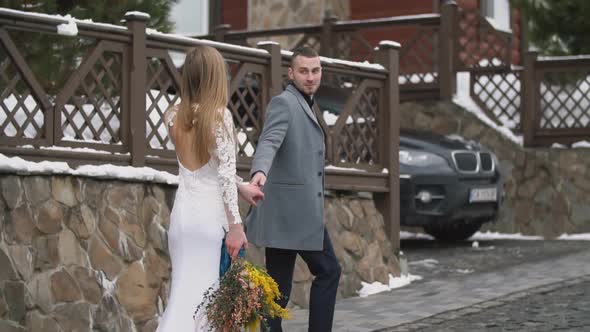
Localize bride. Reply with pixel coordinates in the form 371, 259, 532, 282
156, 45, 264, 332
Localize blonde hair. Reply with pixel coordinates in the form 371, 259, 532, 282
177, 45, 229, 163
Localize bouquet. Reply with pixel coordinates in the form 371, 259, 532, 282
195, 259, 290, 331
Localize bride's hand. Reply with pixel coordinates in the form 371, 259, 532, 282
226, 224, 248, 260
238, 182, 265, 206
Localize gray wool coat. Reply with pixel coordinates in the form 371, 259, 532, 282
245, 84, 326, 250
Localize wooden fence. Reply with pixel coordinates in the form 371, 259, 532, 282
0, 9, 402, 246
200, 3, 590, 147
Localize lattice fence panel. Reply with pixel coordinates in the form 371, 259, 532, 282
539, 71, 590, 129
457, 8, 511, 70
227, 62, 264, 158
335, 86, 380, 166
294, 34, 321, 54
471, 69, 521, 130
0, 45, 45, 139
399, 27, 439, 85
61, 51, 123, 144
334, 31, 375, 62
145, 57, 181, 150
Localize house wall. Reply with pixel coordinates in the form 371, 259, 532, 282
222, 0, 248, 30
221, 0, 524, 66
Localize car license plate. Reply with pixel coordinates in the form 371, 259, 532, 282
469, 188, 497, 203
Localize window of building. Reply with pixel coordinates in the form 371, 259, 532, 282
170, 0, 209, 35
480, 0, 511, 33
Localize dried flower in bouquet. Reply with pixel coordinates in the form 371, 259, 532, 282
195, 259, 289, 331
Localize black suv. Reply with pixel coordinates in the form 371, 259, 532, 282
316, 86, 503, 241
398, 129, 503, 241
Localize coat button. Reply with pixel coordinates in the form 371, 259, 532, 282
317, 192, 322, 197
318, 151, 323, 156
318, 171, 322, 176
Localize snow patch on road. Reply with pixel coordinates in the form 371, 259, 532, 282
358, 273, 422, 298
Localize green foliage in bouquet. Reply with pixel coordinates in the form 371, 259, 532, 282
195, 259, 290, 332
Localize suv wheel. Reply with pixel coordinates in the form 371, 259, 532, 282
424, 219, 483, 242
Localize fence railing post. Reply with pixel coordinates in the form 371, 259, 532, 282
257, 41, 283, 123
214, 24, 231, 42
439, 1, 458, 100
125, 12, 149, 167
522, 51, 538, 147
374, 41, 401, 254
321, 12, 338, 58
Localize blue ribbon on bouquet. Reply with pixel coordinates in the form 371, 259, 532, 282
219, 230, 245, 278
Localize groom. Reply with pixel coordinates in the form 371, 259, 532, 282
246, 46, 341, 332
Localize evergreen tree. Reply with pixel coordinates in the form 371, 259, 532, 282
511, 0, 590, 55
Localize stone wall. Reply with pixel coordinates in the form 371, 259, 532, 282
247, 0, 349, 49
400, 101, 590, 237
0, 174, 398, 331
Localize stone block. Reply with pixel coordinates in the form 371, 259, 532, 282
0, 245, 18, 281
26, 271, 54, 314
67, 204, 96, 240
22, 177, 50, 206
53, 302, 92, 332
4, 281, 26, 323
58, 228, 89, 268
10, 205, 37, 245
33, 235, 60, 270
26, 311, 61, 332
69, 267, 101, 305
50, 269, 82, 303
51, 177, 77, 207
1, 176, 23, 210
35, 200, 64, 235
7, 245, 33, 281
115, 261, 158, 322
88, 234, 123, 280
0, 320, 25, 332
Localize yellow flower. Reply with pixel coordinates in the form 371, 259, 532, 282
247, 317, 260, 332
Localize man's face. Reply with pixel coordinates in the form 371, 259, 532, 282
288, 55, 322, 96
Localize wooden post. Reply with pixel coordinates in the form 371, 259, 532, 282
321, 12, 338, 58
439, 1, 458, 100
214, 24, 231, 42
125, 12, 149, 167
257, 42, 283, 98
522, 51, 538, 147
519, 10, 529, 65
374, 41, 401, 254
257, 42, 283, 125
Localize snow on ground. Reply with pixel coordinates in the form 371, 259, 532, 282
469, 231, 544, 241
401, 230, 590, 241
399, 231, 434, 240
358, 273, 422, 298
557, 233, 590, 241
408, 258, 439, 269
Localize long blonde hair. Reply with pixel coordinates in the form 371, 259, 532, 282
177, 45, 229, 162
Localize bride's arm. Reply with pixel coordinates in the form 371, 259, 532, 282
214, 109, 243, 227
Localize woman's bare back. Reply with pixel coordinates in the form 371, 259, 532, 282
165, 106, 210, 172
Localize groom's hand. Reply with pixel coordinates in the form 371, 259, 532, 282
226, 224, 248, 260
251, 172, 267, 187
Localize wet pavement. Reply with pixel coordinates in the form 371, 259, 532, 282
283, 239, 590, 331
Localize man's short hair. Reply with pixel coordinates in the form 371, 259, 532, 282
290, 46, 319, 67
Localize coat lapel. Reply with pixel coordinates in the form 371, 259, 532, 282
286, 85, 320, 128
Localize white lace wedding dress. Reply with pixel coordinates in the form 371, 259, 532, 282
156, 107, 243, 332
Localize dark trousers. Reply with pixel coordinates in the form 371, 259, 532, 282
265, 229, 341, 332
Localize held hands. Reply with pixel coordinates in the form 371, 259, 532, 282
238, 182, 265, 206
250, 172, 267, 188
225, 223, 248, 260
